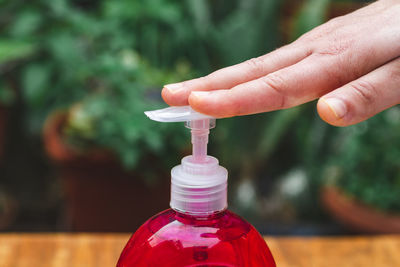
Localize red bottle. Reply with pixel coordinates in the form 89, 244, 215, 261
117, 106, 276, 267
117, 209, 275, 266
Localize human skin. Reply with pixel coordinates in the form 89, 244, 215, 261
162, 0, 400, 127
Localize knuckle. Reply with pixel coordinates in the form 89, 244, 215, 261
260, 73, 287, 109
308, 19, 351, 59
348, 80, 378, 106
388, 58, 400, 79
311, 46, 355, 88
314, 38, 351, 58
245, 57, 265, 75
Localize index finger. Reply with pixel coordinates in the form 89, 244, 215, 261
161, 44, 311, 106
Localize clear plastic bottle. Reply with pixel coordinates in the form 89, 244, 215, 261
117, 106, 276, 267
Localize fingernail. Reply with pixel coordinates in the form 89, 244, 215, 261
322, 98, 347, 119
164, 83, 183, 93
190, 91, 211, 99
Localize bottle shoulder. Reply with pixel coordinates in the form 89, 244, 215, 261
144, 209, 252, 243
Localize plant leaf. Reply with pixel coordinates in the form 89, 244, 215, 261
0, 40, 36, 64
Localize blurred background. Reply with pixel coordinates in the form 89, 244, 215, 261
1, 0, 399, 235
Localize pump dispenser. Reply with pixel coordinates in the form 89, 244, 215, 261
146, 106, 227, 216
117, 106, 276, 267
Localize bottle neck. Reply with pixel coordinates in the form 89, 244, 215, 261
173, 208, 227, 225
171, 205, 227, 218
170, 155, 228, 215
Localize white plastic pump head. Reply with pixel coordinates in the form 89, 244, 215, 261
145, 106, 228, 215
145, 106, 216, 161
144, 105, 214, 122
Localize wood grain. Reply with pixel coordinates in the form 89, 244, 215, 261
0, 234, 398, 267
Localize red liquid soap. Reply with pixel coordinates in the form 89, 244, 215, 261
117, 209, 275, 267
118, 106, 276, 266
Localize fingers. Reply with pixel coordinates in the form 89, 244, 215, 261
317, 57, 400, 126
161, 44, 311, 106
163, 0, 400, 121
187, 53, 352, 117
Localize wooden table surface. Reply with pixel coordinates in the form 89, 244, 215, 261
0, 234, 399, 267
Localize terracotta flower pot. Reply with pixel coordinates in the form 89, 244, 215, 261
43, 111, 170, 232
321, 186, 400, 234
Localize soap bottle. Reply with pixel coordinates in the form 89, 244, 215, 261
117, 106, 276, 267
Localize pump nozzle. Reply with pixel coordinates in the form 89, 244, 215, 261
145, 106, 215, 162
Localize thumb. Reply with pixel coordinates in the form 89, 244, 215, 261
317, 57, 400, 126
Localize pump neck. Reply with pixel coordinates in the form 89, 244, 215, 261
185, 119, 214, 162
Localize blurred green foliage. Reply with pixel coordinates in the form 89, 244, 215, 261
325, 108, 400, 213
1, 0, 396, 216
291, 0, 330, 40
0, 0, 284, 172
0, 0, 196, 171
0, 39, 36, 105
63, 60, 191, 169
0, 40, 36, 64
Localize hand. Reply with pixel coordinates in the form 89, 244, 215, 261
162, 0, 400, 127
